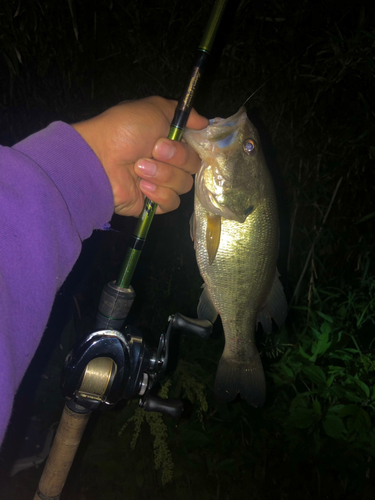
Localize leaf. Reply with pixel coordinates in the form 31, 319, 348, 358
343, 391, 363, 403
302, 365, 327, 385
328, 385, 347, 399
269, 373, 284, 386
339, 404, 360, 418
328, 365, 344, 375
298, 345, 311, 359
329, 351, 354, 362
355, 211, 375, 224
337, 306, 346, 318
287, 408, 315, 429
323, 415, 347, 440
310, 330, 331, 361
353, 378, 370, 398
320, 321, 332, 334
290, 394, 311, 411
277, 363, 295, 379
347, 408, 371, 432
311, 327, 321, 339
327, 404, 345, 415
312, 399, 322, 416
316, 311, 334, 323
360, 355, 375, 374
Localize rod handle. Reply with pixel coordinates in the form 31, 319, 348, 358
34, 404, 91, 500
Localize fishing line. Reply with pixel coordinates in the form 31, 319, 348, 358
241, 42, 317, 107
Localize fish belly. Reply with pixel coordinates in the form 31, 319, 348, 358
194, 194, 279, 407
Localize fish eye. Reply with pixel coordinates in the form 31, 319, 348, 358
243, 139, 256, 155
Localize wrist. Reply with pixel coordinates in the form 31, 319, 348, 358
71, 119, 105, 167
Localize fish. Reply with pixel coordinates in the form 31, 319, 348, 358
183, 107, 287, 407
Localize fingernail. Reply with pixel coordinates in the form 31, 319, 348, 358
137, 159, 157, 176
154, 139, 175, 161
140, 179, 156, 192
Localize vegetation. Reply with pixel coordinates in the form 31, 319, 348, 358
1, 0, 374, 498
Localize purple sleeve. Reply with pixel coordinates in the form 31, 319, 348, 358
0, 122, 114, 444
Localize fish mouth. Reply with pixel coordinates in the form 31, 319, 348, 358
207, 108, 248, 152
184, 107, 248, 155
208, 107, 247, 129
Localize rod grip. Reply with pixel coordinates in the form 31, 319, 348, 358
34, 404, 91, 500
96, 281, 135, 330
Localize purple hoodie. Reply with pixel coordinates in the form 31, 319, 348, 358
0, 122, 114, 445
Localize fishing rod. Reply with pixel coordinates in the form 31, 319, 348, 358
116, 0, 228, 290
34, 1, 227, 499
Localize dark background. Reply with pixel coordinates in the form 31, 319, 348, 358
0, 0, 374, 498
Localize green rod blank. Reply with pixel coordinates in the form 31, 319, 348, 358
116, 0, 228, 289
199, 0, 227, 52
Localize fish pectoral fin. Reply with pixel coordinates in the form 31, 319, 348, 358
197, 284, 218, 323
189, 212, 196, 247
257, 269, 288, 334
206, 213, 221, 265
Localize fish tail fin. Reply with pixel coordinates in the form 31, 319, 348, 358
214, 350, 266, 408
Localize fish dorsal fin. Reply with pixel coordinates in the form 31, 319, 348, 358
206, 213, 221, 264
197, 284, 218, 323
257, 269, 288, 334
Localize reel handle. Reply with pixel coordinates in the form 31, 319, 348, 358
141, 394, 184, 419
171, 313, 213, 339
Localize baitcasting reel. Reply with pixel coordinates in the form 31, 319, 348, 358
61, 311, 212, 418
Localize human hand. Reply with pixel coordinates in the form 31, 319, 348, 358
72, 96, 208, 217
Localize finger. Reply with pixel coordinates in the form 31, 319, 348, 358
138, 181, 181, 215
134, 158, 194, 195
152, 139, 202, 175
111, 170, 146, 217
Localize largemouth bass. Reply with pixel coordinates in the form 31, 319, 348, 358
184, 107, 287, 407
